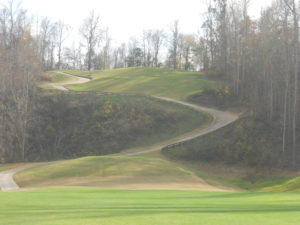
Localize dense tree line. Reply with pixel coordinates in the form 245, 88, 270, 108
3, 7, 203, 71
199, 0, 300, 168
0, 3, 233, 72
168, 0, 300, 169
0, 1, 41, 162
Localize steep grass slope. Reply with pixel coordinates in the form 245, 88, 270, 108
14, 155, 226, 191
26, 93, 210, 161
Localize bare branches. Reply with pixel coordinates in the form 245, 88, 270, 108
0, 0, 41, 162
283, 0, 295, 13
79, 11, 102, 71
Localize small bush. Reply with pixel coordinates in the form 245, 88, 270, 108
188, 86, 238, 109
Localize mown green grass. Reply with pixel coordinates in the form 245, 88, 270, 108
14, 155, 201, 188
1, 188, 300, 225
50, 72, 75, 83
67, 67, 219, 100
62, 70, 93, 78
38, 72, 76, 90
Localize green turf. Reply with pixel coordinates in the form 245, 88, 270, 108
0, 164, 19, 172
1, 188, 300, 225
50, 72, 75, 83
62, 70, 93, 78
14, 155, 200, 188
67, 67, 219, 100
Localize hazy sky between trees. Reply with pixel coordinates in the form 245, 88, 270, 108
10, 0, 273, 45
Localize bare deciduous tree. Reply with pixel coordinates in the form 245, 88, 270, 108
0, 1, 41, 162
80, 11, 101, 71
55, 21, 70, 69
169, 20, 180, 69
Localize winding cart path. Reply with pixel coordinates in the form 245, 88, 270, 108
0, 72, 239, 191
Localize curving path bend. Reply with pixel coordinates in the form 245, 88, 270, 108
0, 163, 45, 191
0, 72, 239, 191
123, 96, 238, 156
50, 72, 91, 91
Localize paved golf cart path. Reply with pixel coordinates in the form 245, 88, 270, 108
0, 163, 46, 191
0, 72, 239, 191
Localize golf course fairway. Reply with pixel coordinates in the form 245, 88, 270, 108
1, 188, 300, 225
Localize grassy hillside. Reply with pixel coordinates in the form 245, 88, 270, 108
1, 188, 300, 225
38, 72, 78, 90
0, 163, 23, 172
62, 70, 93, 78
26, 92, 210, 161
162, 116, 285, 167
67, 67, 219, 100
14, 155, 221, 190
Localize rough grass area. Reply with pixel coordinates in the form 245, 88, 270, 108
14, 155, 225, 191
0, 163, 22, 172
228, 176, 300, 192
1, 189, 300, 225
187, 86, 239, 110
67, 67, 219, 100
162, 115, 300, 192
28, 93, 210, 161
162, 116, 284, 168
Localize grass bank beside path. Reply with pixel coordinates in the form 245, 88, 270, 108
1, 188, 300, 225
14, 155, 227, 191
61, 69, 93, 78
38, 72, 79, 90
66, 67, 219, 100
229, 175, 300, 192
50, 72, 76, 83
161, 157, 300, 192
0, 163, 25, 173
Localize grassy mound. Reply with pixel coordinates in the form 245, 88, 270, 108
1, 188, 300, 225
14, 155, 217, 190
50, 72, 76, 83
61, 70, 92, 78
67, 67, 219, 100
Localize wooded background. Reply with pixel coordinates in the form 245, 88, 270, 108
0, 0, 299, 168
